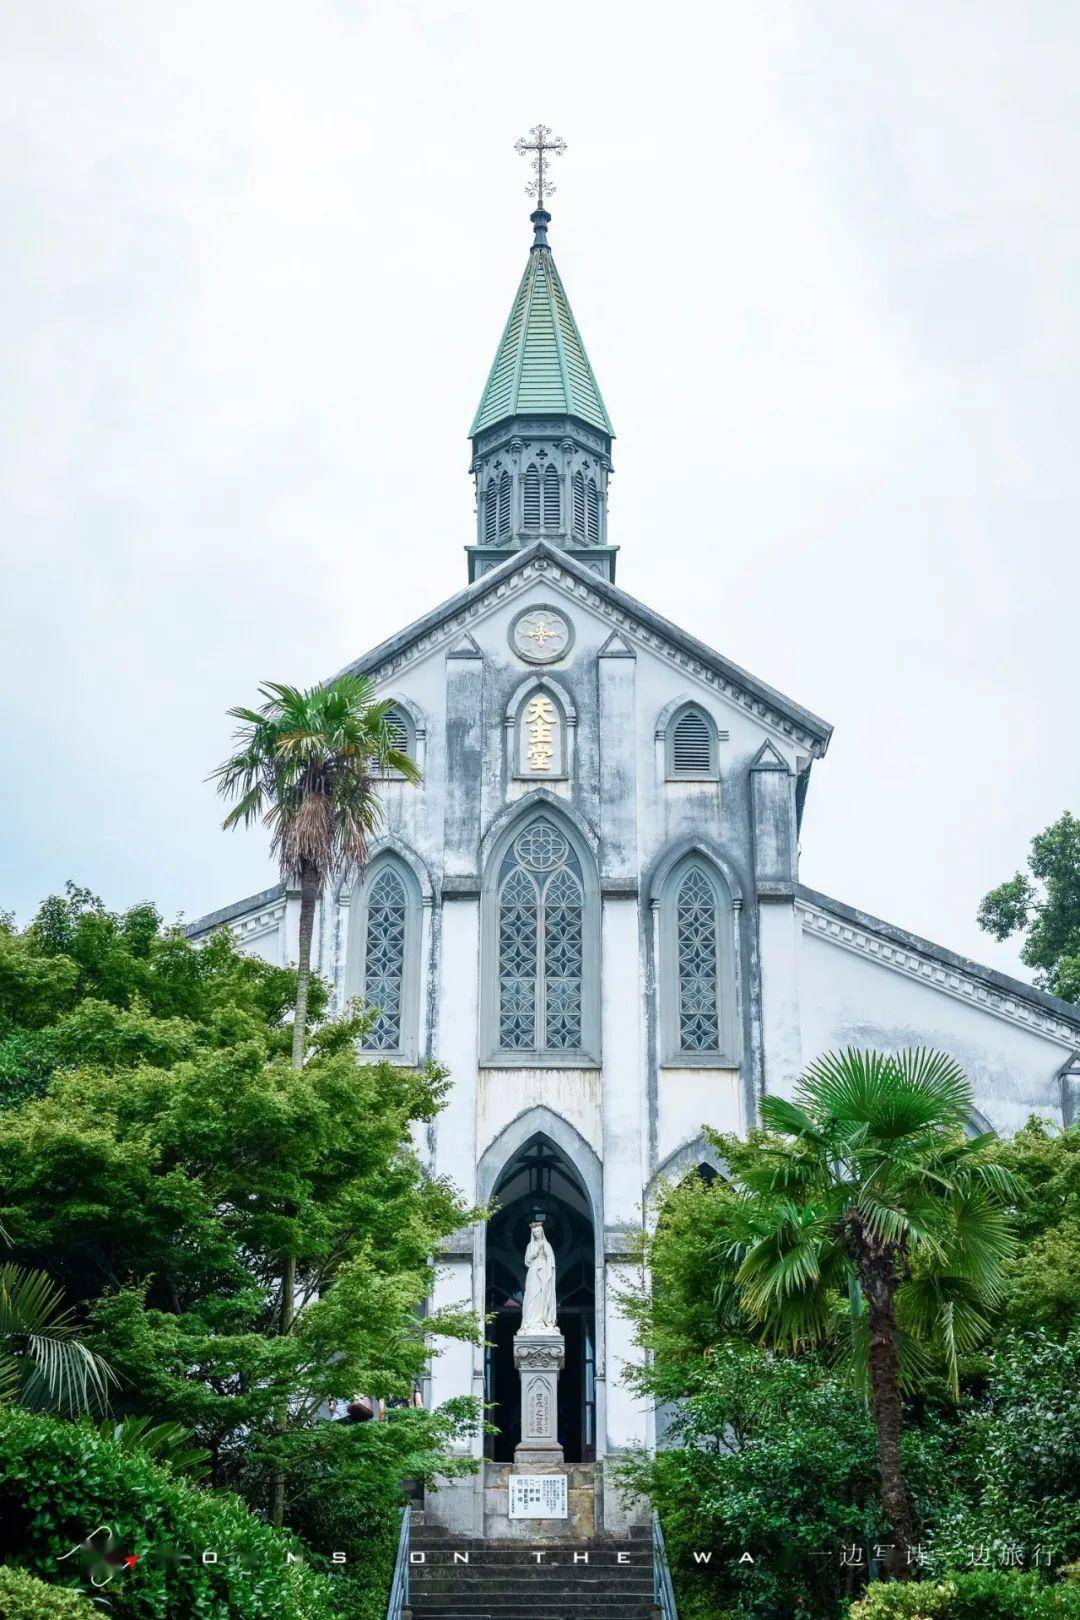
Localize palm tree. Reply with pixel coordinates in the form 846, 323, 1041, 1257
0, 1262, 113, 1416
212, 674, 419, 1069
211, 672, 419, 1522
725, 1048, 1018, 1573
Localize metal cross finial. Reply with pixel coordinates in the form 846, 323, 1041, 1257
514, 123, 567, 209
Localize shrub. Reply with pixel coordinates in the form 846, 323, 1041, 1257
848, 1569, 1080, 1619
0, 1409, 336, 1619
0, 1568, 95, 1619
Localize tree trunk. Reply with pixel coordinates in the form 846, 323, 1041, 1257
863, 1270, 915, 1577
272, 863, 318, 1525
290, 861, 320, 1069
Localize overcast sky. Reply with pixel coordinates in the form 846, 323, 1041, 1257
3, 0, 1078, 986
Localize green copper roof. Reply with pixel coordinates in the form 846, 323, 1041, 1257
470, 218, 614, 438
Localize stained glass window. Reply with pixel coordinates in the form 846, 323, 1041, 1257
497, 819, 583, 1052
361, 866, 408, 1051
675, 864, 721, 1053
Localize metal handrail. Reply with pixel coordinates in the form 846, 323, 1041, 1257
385, 1504, 411, 1620
652, 1513, 679, 1620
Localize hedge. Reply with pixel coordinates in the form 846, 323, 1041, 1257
848, 1569, 1080, 1620
0, 1409, 336, 1619
0, 1568, 96, 1619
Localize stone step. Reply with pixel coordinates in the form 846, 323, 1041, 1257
412, 1581, 653, 1597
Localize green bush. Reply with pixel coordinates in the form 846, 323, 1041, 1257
849, 1569, 1080, 1619
0, 1568, 95, 1619
0, 1409, 336, 1619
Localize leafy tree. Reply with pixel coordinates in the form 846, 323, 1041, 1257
617, 1347, 905, 1619
977, 811, 1080, 1004
933, 1331, 1080, 1571
0, 884, 312, 1108
211, 675, 419, 1523
995, 1120, 1080, 1335
0, 1007, 480, 1531
718, 1050, 1018, 1569
0, 1263, 113, 1417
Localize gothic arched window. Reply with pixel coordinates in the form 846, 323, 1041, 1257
384, 703, 412, 759
484, 479, 498, 544
485, 814, 598, 1062
523, 465, 541, 529
543, 464, 561, 528
586, 478, 599, 544
349, 857, 422, 1062
498, 471, 512, 540
667, 703, 719, 779
660, 855, 738, 1064
572, 471, 585, 537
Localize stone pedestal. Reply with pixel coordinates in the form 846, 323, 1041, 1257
513, 1331, 564, 1463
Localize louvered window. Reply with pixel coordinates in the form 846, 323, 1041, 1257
384, 704, 410, 759
498, 472, 512, 539
484, 481, 497, 544
572, 471, 585, 536
523, 465, 541, 529
670, 705, 716, 777
543, 464, 560, 528
586, 479, 599, 544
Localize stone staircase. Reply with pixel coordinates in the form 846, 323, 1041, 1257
407, 1528, 658, 1620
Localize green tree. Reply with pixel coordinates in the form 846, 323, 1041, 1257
723, 1050, 1018, 1569
0, 884, 311, 1108
977, 811, 1080, 1004
996, 1120, 1080, 1335
211, 675, 419, 1523
617, 1347, 909, 1620
0, 1000, 479, 1533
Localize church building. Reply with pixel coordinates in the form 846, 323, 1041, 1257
188, 191, 1080, 1537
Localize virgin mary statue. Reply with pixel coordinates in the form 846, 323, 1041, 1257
519, 1220, 557, 1334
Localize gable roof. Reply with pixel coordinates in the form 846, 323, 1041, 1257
332, 540, 832, 755
470, 241, 613, 438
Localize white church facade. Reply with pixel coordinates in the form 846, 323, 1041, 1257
188, 202, 1080, 1536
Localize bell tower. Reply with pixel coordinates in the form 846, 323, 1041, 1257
467, 127, 616, 583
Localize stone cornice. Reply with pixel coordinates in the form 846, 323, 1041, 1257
799, 890, 1080, 1045
332, 542, 831, 756
184, 884, 287, 941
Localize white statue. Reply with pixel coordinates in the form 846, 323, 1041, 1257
519, 1220, 557, 1334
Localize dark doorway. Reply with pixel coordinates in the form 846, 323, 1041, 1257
483, 1137, 596, 1463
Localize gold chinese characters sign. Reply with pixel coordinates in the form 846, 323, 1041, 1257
524, 694, 558, 772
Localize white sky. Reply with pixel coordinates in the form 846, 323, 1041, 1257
3, 1, 1078, 986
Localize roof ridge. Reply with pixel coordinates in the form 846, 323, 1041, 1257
330, 540, 833, 749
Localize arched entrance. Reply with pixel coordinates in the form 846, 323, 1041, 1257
484, 1135, 596, 1463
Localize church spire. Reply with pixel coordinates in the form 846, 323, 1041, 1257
466, 129, 616, 585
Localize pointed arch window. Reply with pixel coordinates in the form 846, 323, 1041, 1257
586, 478, 599, 544
659, 856, 738, 1063
667, 704, 719, 779
572, 471, 585, 537
484, 814, 599, 1063
350, 857, 422, 1061
498, 471, 512, 540
384, 703, 412, 759
543, 464, 561, 528
523, 465, 541, 530
484, 479, 498, 544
